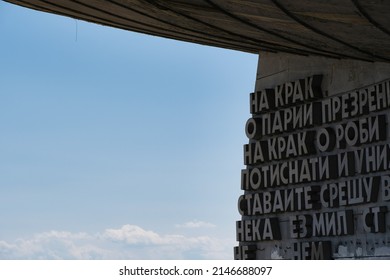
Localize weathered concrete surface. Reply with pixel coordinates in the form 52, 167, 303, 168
256, 52, 390, 95
237, 52, 390, 259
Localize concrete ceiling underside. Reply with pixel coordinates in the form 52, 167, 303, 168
5, 0, 390, 62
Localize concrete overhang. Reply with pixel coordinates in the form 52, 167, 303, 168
4, 0, 390, 62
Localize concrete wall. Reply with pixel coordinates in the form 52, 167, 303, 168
256, 52, 390, 95
256, 52, 390, 97
236, 52, 390, 259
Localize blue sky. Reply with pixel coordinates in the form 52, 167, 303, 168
0, 1, 258, 259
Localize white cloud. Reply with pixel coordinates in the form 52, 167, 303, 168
103, 225, 167, 245
175, 220, 216, 229
0, 224, 232, 260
